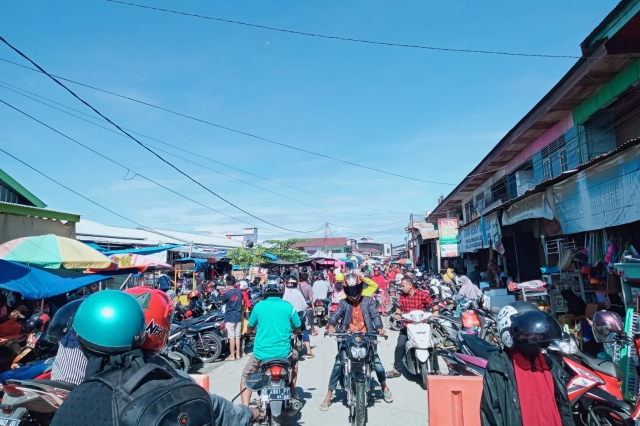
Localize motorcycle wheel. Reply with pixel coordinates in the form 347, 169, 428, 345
420, 361, 429, 390
587, 405, 630, 426
175, 351, 191, 373
269, 413, 285, 426
196, 332, 223, 363
353, 381, 367, 426
389, 318, 402, 331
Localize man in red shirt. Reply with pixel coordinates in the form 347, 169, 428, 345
386, 277, 437, 378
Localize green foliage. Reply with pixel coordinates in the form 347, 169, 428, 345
262, 239, 309, 263
227, 239, 309, 268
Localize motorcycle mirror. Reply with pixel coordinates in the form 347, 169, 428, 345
245, 373, 270, 391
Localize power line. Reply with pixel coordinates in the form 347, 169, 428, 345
0, 55, 454, 185
0, 97, 313, 234
0, 36, 320, 234
104, 0, 583, 59
0, 80, 410, 215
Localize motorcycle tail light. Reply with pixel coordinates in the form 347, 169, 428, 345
2, 408, 11, 415
2, 385, 24, 396
220, 323, 226, 331
270, 366, 283, 381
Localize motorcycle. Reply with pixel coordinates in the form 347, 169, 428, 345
244, 360, 301, 426
327, 331, 387, 426
185, 322, 224, 364
386, 299, 402, 331
0, 379, 75, 425
314, 300, 328, 328
402, 310, 437, 390
160, 324, 196, 373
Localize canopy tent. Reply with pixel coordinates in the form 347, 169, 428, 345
268, 259, 315, 266
313, 258, 345, 266
173, 257, 209, 272
263, 252, 279, 261
0, 260, 109, 300
0, 235, 112, 270
87, 253, 172, 274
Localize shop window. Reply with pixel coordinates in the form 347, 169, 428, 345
543, 158, 552, 180
559, 148, 568, 172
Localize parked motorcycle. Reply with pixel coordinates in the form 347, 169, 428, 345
402, 310, 437, 390
185, 322, 224, 363
160, 324, 196, 372
327, 331, 387, 426
0, 379, 75, 425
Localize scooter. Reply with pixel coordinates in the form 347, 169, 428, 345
0, 379, 75, 425
314, 300, 328, 328
402, 310, 436, 390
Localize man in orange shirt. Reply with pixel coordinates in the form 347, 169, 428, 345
320, 273, 391, 411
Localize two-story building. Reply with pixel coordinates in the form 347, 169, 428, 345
429, 0, 640, 304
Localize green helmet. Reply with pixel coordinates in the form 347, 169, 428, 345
72, 290, 146, 355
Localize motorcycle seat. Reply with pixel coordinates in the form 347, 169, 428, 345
170, 324, 187, 333
461, 334, 498, 360
187, 323, 216, 332
576, 351, 623, 380
260, 358, 291, 368
10, 379, 77, 392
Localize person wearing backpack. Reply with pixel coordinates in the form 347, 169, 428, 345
51, 289, 260, 426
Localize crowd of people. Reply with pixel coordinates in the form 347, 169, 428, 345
6, 258, 580, 426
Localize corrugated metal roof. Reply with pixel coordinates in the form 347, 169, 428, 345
0, 201, 80, 222
581, 0, 634, 52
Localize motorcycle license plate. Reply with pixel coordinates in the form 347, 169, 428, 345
264, 387, 290, 401
315, 308, 324, 313
0, 417, 21, 426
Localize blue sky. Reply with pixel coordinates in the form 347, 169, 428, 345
0, 0, 617, 244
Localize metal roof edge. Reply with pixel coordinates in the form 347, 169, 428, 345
0, 168, 46, 208
0, 201, 80, 222
581, 0, 638, 52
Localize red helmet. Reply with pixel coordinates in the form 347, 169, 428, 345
188, 290, 200, 300
125, 287, 174, 353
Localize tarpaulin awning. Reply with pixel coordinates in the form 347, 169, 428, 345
173, 257, 209, 271
103, 245, 180, 255
0, 260, 109, 300
263, 252, 279, 261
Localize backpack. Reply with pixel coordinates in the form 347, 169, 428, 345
52, 356, 215, 426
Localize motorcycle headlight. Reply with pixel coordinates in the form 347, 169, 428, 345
350, 346, 367, 359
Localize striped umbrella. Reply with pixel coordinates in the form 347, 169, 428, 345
0, 235, 112, 269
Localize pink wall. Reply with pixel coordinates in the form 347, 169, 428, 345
504, 113, 574, 174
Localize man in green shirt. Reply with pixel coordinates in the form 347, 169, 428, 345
240, 275, 302, 407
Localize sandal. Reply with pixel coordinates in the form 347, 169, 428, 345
306, 353, 316, 359
319, 402, 331, 411
382, 390, 393, 403
385, 370, 401, 378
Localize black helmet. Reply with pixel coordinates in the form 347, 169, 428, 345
497, 301, 539, 348
344, 273, 363, 301
46, 298, 85, 344
511, 310, 562, 348
26, 312, 51, 334
253, 276, 261, 285
264, 275, 284, 298
285, 274, 298, 288
313, 271, 323, 280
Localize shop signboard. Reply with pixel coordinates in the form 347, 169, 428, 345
553, 144, 640, 234
502, 192, 555, 226
437, 218, 459, 258
458, 220, 486, 253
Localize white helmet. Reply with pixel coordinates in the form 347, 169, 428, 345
496, 301, 539, 348
238, 280, 249, 290
415, 271, 423, 277
430, 278, 440, 286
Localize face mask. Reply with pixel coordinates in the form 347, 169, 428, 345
518, 342, 541, 358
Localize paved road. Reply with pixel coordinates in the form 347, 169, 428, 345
193, 323, 429, 425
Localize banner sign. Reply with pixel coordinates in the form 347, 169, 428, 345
437, 218, 459, 258
458, 220, 486, 253
485, 212, 505, 254
553, 144, 640, 234
502, 192, 555, 226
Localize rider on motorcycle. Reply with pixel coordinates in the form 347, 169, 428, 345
480, 301, 572, 426
320, 273, 392, 411
51, 289, 260, 425
187, 289, 206, 318
240, 275, 302, 407
386, 276, 438, 379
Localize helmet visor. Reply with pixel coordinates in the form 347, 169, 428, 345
344, 283, 363, 300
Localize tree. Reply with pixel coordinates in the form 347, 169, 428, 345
262, 239, 309, 263
227, 245, 265, 271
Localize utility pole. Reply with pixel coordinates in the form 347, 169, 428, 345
324, 222, 328, 253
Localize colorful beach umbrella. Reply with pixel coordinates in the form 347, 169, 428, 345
87, 253, 172, 273
394, 258, 413, 265
0, 235, 112, 270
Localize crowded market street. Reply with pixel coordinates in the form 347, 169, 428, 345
2, 1, 640, 425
